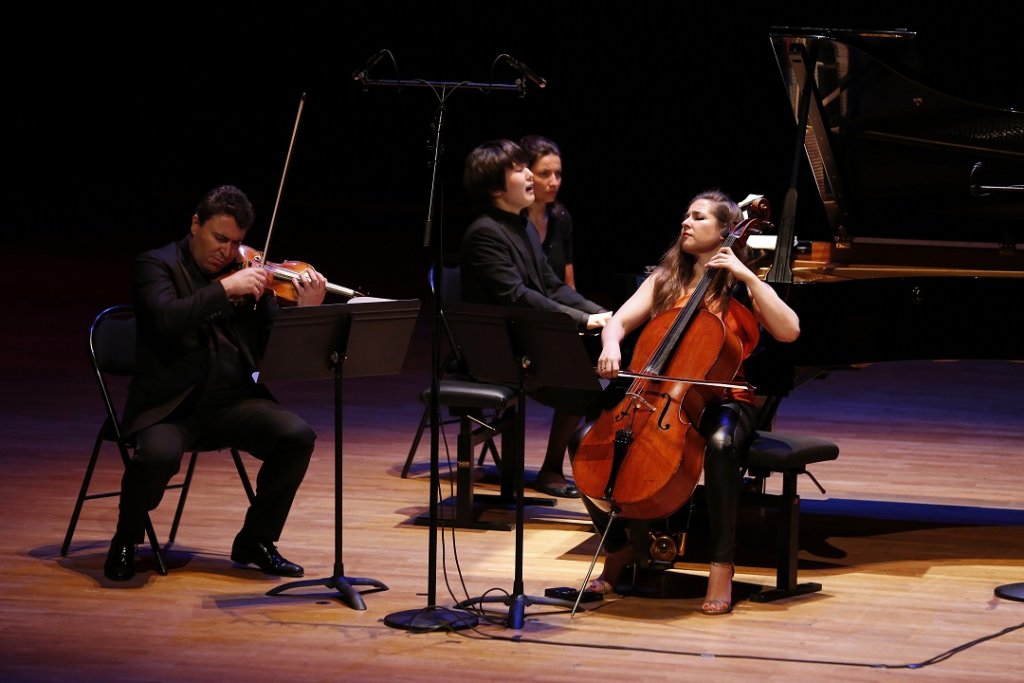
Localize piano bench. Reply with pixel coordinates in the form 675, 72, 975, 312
407, 380, 554, 531
403, 380, 517, 478
744, 431, 839, 602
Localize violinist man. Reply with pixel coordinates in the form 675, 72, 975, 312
460, 140, 612, 498
104, 185, 327, 582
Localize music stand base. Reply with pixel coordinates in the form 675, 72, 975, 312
477, 493, 555, 508
266, 574, 388, 611
412, 510, 513, 531
384, 607, 479, 632
749, 582, 822, 603
411, 493, 556, 531
455, 593, 581, 629
994, 582, 1024, 602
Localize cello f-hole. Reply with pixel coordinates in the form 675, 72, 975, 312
657, 393, 673, 430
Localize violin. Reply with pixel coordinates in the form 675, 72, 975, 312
237, 244, 364, 302
228, 94, 362, 305
571, 211, 765, 521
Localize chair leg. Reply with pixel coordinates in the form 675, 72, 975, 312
107, 441, 167, 574
64, 430, 166, 574
499, 409, 518, 500
455, 415, 476, 525
776, 470, 803, 593
64, 424, 255, 576
168, 453, 199, 544
62, 428, 106, 556
231, 449, 256, 503
143, 514, 168, 575
748, 468, 822, 602
107, 441, 170, 575
401, 405, 430, 478
479, 438, 501, 469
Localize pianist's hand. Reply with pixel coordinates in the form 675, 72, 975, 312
587, 311, 613, 330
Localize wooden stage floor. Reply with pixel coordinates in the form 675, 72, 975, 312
2, 299, 1023, 682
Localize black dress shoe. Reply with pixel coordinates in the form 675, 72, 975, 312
230, 534, 304, 577
532, 480, 581, 498
104, 536, 136, 581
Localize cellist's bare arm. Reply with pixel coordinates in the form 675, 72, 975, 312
745, 278, 800, 342
598, 272, 658, 378
706, 247, 800, 342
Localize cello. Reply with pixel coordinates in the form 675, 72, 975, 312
571, 208, 766, 521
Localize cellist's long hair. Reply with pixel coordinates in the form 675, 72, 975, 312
651, 190, 747, 317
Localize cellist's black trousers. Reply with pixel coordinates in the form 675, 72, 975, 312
116, 391, 315, 544
581, 400, 757, 564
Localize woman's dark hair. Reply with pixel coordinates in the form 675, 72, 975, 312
194, 185, 254, 230
519, 135, 561, 167
463, 139, 529, 209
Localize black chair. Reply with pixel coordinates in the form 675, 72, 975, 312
402, 266, 523, 530
742, 429, 839, 601
61, 305, 256, 575
633, 396, 839, 602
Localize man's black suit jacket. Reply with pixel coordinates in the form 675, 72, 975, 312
121, 237, 276, 436
460, 207, 604, 330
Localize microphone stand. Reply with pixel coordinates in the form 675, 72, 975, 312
356, 64, 536, 632
973, 170, 1024, 604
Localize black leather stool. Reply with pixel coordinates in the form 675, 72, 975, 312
624, 430, 839, 602
406, 379, 540, 530
744, 431, 839, 601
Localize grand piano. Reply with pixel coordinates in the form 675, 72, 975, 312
745, 27, 1024, 398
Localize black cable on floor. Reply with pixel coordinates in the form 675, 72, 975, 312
438, 614, 1024, 671
419, 425, 1024, 669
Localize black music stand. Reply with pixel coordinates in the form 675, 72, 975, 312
260, 299, 420, 610
444, 303, 603, 628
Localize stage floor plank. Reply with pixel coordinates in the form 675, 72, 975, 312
2, 302, 1023, 682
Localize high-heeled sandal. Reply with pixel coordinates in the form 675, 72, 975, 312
586, 543, 639, 595
700, 561, 735, 615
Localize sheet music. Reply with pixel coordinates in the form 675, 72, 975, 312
349, 296, 395, 304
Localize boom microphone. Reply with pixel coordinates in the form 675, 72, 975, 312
501, 54, 547, 89
352, 49, 388, 83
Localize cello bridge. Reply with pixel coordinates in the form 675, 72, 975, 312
626, 392, 657, 413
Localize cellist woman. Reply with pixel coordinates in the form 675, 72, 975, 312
584, 190, 800, 614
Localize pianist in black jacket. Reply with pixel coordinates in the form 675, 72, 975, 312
585, 189, 800, 614
460, 139, 612, 498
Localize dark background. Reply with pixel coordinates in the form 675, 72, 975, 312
6, 3, 1022, 311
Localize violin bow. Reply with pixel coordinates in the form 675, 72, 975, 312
260, 93, 307, 265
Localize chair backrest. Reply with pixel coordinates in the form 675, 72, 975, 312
89, 305, 136, 439
428, 265, 468, 374
428, 264, 462, 304
440, 265, 461, 304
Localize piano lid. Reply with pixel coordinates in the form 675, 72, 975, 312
770, 27, 1024, 252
